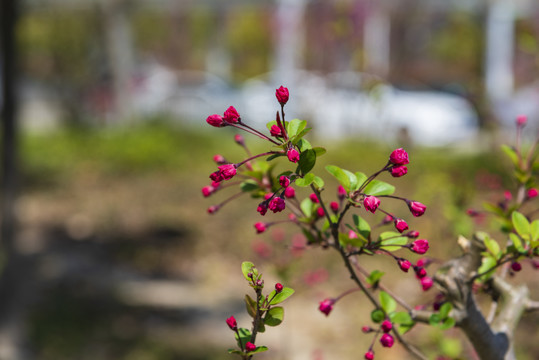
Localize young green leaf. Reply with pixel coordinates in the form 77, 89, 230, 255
313, 176, 325, 190
438, 302, 452, 319
483, 235, 501, 259
352, 214, 371, 240
240, 180, 260, 192
371, 309, 385, 323
247, 346, 268, 355
378, 232, 408, 251
366, 270, 385, 287
242, 262, 256, 281
235, 328, 251, 348
296, 138, 312, 152
500, 144, 519, 166
509, 233, 525, 253
245, 295, 257, 318
313, 147, 327, 157
264, 306, 284, 326
389, 311, 413, 325
298, 149, 316, 174
325, 165, 351, 191
355, 172, 368, 191
364, 180, 395, 196
512, 211, 531, 238
439, 317, 456, 330
295, 173, 315, 187
287, 119, 307, 139
268, 287, 295, 305
379, 291, 397, 314
477, 255, 497, 281
531, 220, 539, 242
300, 198, 314, 217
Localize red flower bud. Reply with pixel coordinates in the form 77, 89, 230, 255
407, 201, 426, 217
234, 134, 244, 146
389, 148, 409, 165
309, 193, 319, 203
218, 164, 237, 181
316, 207, 325, 217
411, 239, 429, 254
337, 185, 347, 200
364, 350, 375, 360
275, 86, 289, 105
380, 333, 394, 348
223, 106, 240, 124
226, 316, 237, 330
213, 154, 226, 164
207, 205, 220, 214
361, 326, 373, 333
318, 298, 335, 316
394, 218, 409, 233
527, 188, 538, 199
201, 186, 214, 197
390, 165, 408, 177
511, 261, 522, 272
330, 201, 339, 212
254, 222, 267, 234
406, 230, 420, 238
516, 114, 527, 127
275, 283, 284, 293
415, 267, 427, 278
279, 176, 290, 188
398, 259, 411, 272
420, 276, 433, 291
284, 187, 296, 198
245, 342, 256, 352
364, 196, 380, 213
270, 124, 283, 137
287, 148, 300, 163
206, 114, 225, 127
381, 320, 392, 333
269, 197, 286, 213
257, 203, 268, 216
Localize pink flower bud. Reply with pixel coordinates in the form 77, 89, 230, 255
226, 316, 237, 330
415, 267, 427, 278
206, 114, 225, 127
284, 187, 296, 198
348, 230, 358, 239
213, 154, 226, 164
511, 261, 522, 272
318, 298, 335, 316
527, 188, 538, 199
245, 342, 256, 352
254, 222, 267, 234
407, 201, 426, 217
390, 165, 408, 177
207, 205, 220, 214
381, 320, 392, 333
218, 164, 237, 181
504, 190, 512, 201
201, 186, 214, 197
279, 176, 290, 188
382, 215, 393, 224
406, 230, 420, 238
389, 148, 409, 165
380, 333, 394, 348
330, 201, 339, 212
361, 326, 373, 333
411, 239, 429, 254
269, 197, 286, 213
364, 350, 375, 360
420, 276, 433, 291
275, 283, 284, 293
398, 259, 411, 272
287, 148, 300, 163
416, 258, 428, 267
223, 106, 240, 124
257, 203, 268, 216
270, 124, 283, 137
516, 115, 527, 127
275, 86, 290, 105
337, 185, 347, 200
309, 193, 319, 203
317, 207, 325, 217
234, 134, 244, 145
364, 196, 380, 213
394, 218, 408, 233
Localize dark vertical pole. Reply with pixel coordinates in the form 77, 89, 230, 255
1, 0, 18, 256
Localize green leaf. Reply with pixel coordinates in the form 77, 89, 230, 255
241, 262, 256, 281
313, 176, 325, 190
266, 153, 284, 162
300, 198, 314, 217
268, 287, 295, 305
389, 311, 413, 325
296, 173, 315, 187
531, 220, 539, 242
512, 211, 531, 238
266, 120, 278, 132
477, 255, 497, 281
240, 180, 260, 192
501, 144, 519, 167
228, 349, 243, 355
483, 235, 501, 259
364, 180, 395, 196
371, 309, 385, 323
264, 306, 284, 326
379, 232, 408, 252
429, 313, 441, 326
325, 165, 350, 191
440, 338, 461, 357
397, 322, 415, 335
509, 233, 525, 253
235, 328, 251, 348
352, 214, 371, 240
439, 317, 456, 330
339, 231, 366, 248
482, 202, 505, 217
366, 270, 385, 287
298, 149, 316, 174
342, 169, 359, 192
293, 128, 312, 144
287, 119, 307, 139
355, 172, 368, 191
245, 295, 257, 318
438, 302, 452, 319
379, 291, 397, 314
248, 346, 268, 355
313, 147, 327, 157
296, 138, 312, 152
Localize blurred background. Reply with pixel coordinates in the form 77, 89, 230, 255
1, 0, 539, 359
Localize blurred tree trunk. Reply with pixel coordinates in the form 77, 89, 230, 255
99, 0, 135, 124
